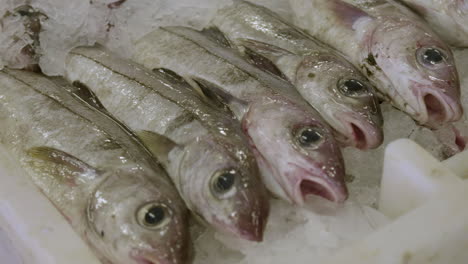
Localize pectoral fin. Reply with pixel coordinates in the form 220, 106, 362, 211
70, 80, 107, 111
26, 146, 100, 187
191, 77, 248, 119
329, 0, 372, 28
200, 26, 233, 48
239, 44, 289, 81
136, 130, 179, 166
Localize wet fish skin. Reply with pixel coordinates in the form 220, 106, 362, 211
212, 0, 383, 149
400, 0, 468, 47
290, 0, 462, 128
64, 46, 270, 241
0, 69, 191, 264
133, 27, 348, 205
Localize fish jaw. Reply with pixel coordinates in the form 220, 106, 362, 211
241, 97, 348, 205
411, 81, 463, 127
130, 249, 190, 264
211, 194, 270, 242
288, 162, 348, 205
335, 112, 384, 149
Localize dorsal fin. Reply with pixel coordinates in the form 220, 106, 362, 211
152, 68, 188, 84
26, 146, 101, 187
191, 77, 245, 119
329, 0, 373, 28
200, 26, 232, 48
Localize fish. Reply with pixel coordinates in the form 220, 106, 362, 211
132, 26, 348, 205
290, 0, 463, 128
211, 0, 383, 149
64, 45, 270, 241
0, 69, 191, 264
400, 0, 468, 47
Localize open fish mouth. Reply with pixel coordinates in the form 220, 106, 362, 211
335, 113, 384, 150
417, 89, 463, 127
290, 165, 348, 205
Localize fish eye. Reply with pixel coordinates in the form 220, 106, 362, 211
337, 79, 368, 97
295, 126, 324, 148
417, 47, 447, 68
136, 203, 171, 230
210, 169, 237, 199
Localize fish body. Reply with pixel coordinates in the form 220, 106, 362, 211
64, 46, 270, 241
0, 69, 190, 264
400, 0, 468, 47
132, 26, 348, 205
290, 0, 462, 127
212, 0, 383, 149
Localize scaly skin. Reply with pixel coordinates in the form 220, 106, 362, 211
400, 0, 468, 47
0, 69, 190, 264
212, 0, 383, 149
64, 46, 270, 241
291, 0, 462, 128
133, 27, 348, 205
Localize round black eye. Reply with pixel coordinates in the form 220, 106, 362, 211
417, 47, 447, 68
211, 169, 237, 198
338, 79, 368, 97
296, 127, 323, 147
423, 48, 444, 64
145, 206, 165, 226
137, 203, 171, 229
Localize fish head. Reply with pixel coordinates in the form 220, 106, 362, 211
86, 166, 191, 264
242, 97, 348, 205
295, 53, 383, 149
175, 135, 269, 242
371, 19, 462, 127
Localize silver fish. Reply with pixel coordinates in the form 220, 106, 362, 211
0, 69, 191, 264
290, 0, 463, 128
64, 46, 270, 241
212, 0, 383, 149
400, 0, 468, 47
133, 26, 348, 205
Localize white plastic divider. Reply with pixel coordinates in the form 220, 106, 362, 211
378, 139, 463, 219
322, 139, 468, 264
0, 146, 100, 264
443, 148, 468, 179
323, 180, 468, 264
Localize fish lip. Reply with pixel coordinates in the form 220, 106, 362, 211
289, 163, 348, 205
130, 253, 160, 264
335, 113, 384, 149
413, 85, 463, 127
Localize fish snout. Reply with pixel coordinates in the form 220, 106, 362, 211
227, 187, 270, 242
418, 89, 463, 127
291, 164, 348, 205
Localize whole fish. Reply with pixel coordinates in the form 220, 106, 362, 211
64, 46, 270, 241
132, 26, 348, 205
400, 0, 468, 47
290, 0, 463, 127
0, 69, 191, 264
212, 0, 383, 149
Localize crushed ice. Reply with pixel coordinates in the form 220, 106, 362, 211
1, 0, 468, 263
